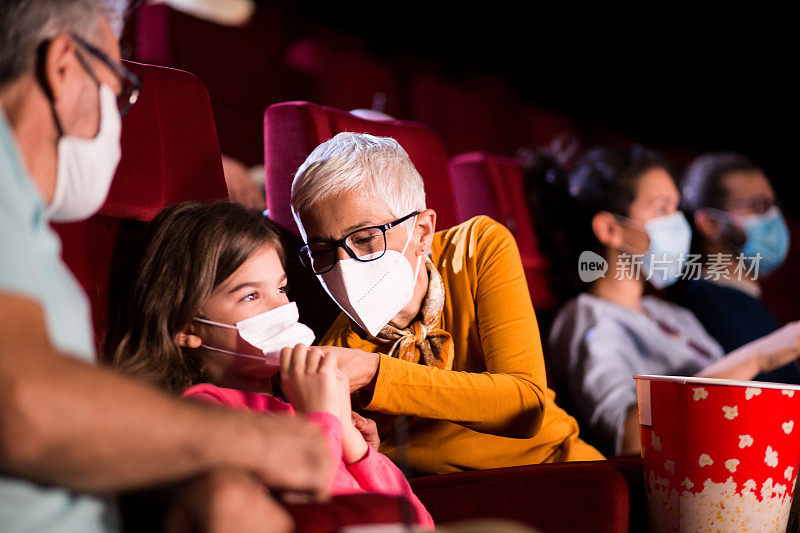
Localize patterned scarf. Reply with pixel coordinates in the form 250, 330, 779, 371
373, 257, 454, 369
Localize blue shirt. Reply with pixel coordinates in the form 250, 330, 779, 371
0, 108, 118, 532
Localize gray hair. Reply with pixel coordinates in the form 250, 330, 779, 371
291, 132, 427, 234
0, 0, 127, 88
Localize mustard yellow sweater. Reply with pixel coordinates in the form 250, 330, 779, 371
322, 216, 603, 474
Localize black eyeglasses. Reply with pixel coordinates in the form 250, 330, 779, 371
69, 32, 141, 117
723, 196, 778, 216
298, 211, 420, 274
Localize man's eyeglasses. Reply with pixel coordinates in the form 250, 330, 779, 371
298, 211, 420, 274
724, 196, 778, 216
69, 32, 141, 117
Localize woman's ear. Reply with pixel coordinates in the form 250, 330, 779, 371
592, 211, 624, 249
416, 209, 437, 254
176, 326, 203, 349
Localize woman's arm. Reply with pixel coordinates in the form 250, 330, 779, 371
696, 321, 800, 380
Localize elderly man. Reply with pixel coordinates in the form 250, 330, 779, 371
0, 2, 330, 531
292, 132, 604, 475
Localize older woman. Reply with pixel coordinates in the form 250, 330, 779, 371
291, 132, 603, 475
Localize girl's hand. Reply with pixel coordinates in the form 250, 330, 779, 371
352, 412, 380, 450
279, 345, 342, 418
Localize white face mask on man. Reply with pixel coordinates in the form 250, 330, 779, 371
46, 84, 122, 222
319, 215, 423, 337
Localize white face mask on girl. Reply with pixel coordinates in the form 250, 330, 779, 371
319, 215, 422, 337
193, 301, 316, 366
46, 84, 122, 222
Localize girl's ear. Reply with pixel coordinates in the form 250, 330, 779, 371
176, 327, 203, 349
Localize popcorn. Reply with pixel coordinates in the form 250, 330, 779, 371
739, 434, 754, 448
725, 459, 739, 473
647, 473, 793, 532
765, 446, 779, 468
745, 387, 762, 400
693, 387, 708, 401
723, 405, 738, 420
699, 454, 713, 467
782, 421, 794, 434
664, 460, 675, 474
785, 467, 794, 481
782, 390, 795, 397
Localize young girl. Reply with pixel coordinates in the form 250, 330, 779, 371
110, 201, 433, 528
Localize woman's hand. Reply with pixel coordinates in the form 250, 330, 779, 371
698, 321, 800, 381
279, 345, 342, 417
352, 412, 380, 450
318, 346, 380, 392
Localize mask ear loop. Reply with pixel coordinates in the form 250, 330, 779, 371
193, 316, 237, 329
608, 212, 651, 257
698, 207, 749, 252
35, 40, 65, 138
399, 215, 423, 282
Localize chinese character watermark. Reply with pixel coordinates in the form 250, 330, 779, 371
578, 252, 762, 283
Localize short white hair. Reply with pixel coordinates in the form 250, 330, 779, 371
291, 132, 426, 232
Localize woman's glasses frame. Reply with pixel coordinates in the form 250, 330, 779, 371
298, 211, 420, 274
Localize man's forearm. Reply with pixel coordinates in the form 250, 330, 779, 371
0, 292, 331, 498
1, 345, 249, 492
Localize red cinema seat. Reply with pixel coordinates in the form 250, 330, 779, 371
761, 214, 800, 325
52, 62, 229, 353
408, 72, 511, 156
448, 152, 557, 313
511, 103, 580, 152
264, 101, 458, 234
286, 36, 403, 118
263, 100, 458, 339
130, 3, 297, 166
410, 456, 646, 532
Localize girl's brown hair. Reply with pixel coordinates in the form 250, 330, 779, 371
109, 201, 284, 392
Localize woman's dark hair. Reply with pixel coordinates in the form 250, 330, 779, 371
680, 151, 761, 215
109, 201, 284, 392
524, 144, 668, 300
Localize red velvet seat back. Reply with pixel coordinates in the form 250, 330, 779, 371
131, 3, 296, 166
52, 62, 228, 353
448, 152, 556, 312
286, 36, 403, 118
264, 101, 457, 235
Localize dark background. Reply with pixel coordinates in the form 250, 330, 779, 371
292, 1, 796, 212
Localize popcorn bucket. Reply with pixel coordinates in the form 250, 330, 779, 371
634, 375, 800, 532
